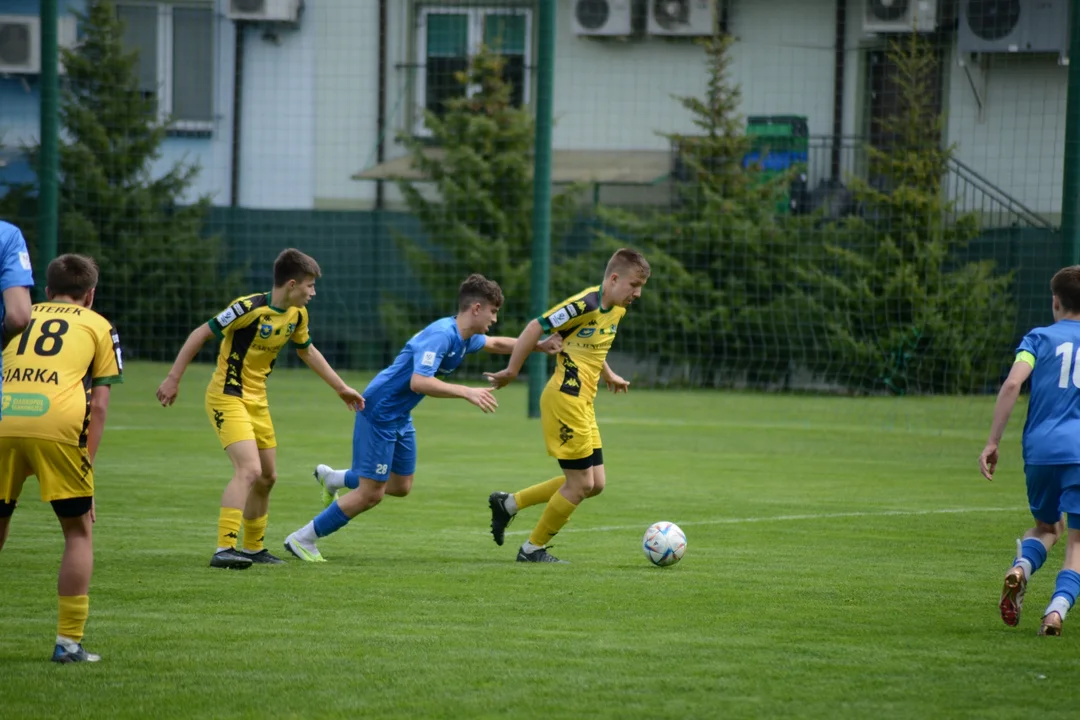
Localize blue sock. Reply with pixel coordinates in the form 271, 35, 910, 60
1051, 569, 1080, 606
1014, 538, 1048, 577
344, 470, 361, 490
312, 502, 351, 538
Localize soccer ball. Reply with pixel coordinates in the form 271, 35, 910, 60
642, 521, 686, 567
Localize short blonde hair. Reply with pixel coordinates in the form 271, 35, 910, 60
605, 248, 651, 279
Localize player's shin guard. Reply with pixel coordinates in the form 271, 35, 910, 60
528, 492, 577, 547
242, 515, 268, 553
312, 502, 351, 538
1045, 569, 1080, 623
217, 507, 243, 550
514, 476, 565, 512
1015, 537, 1048, 579
58, 594, 89, 643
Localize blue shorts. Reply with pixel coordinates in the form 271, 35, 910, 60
1025, 464, 1080, 529
351, 412, 417, 482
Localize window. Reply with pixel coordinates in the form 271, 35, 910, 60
414, 6, 531, 136
116, 2, 215, 133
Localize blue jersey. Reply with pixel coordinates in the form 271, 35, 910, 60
0, 221, 36, 408
1018, 320, 1080, 465
361, 316, 487, 425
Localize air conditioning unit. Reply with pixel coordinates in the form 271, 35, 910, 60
572, 0, 634, 37
228, 0, 303, 23
0, 14, 79, 75
648, 0, 716, 36
959, 0, 1069, 55
863, 0, 938, 33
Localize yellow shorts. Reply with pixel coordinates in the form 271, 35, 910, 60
540, 385, 602, 461
205, 392, 276, 450
0, 437, 93, 503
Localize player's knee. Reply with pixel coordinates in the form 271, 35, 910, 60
586, 482, 604, 498
256, 469, 277, 490
0, 500, 16, 519
234, 465, 261, 486
386, 475, 413, 498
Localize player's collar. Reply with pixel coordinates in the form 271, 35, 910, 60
265, 291, 287, 313
598, 284, 614, 314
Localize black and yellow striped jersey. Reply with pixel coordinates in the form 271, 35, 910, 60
206, 293, 311, 401
537, 285, 625, 401
0, 301, 123, 447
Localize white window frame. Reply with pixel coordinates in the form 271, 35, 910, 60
413, 5, 532, 137
116, 1, 216, 134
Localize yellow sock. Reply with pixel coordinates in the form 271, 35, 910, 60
514, 476, 565, 511
217, 507, 243, 550
242, 515, 268, 553
58, 595, 89, 643
528, 491, 578, 547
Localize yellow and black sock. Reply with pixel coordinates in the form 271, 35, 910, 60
514, 476, 565, 512
58, 594, 89, 643
528, 491, 578, 547
217, 507, 243, 551
242, 515, 268, 553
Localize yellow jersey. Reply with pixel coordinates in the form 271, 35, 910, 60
206, 292, 312, 402
0, 301, 123, 447
537, 285, 626, 402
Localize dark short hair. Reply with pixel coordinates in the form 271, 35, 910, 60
458, 274, 504, 312
47, 254, 99, 298
605, 248, 651, 279
273, 248, 322, 287
1052, 265, 1080, 312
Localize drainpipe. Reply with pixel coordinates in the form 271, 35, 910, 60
831, 0, 845, 181
230, 22, 245, 206
375, 0, 388, 209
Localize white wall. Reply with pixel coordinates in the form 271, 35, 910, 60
550, 0, 836, 150
237, 10, 317, 209
945, 49, 1067, 217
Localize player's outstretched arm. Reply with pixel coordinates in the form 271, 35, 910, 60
484, 319, 545, 389
296, 344, 364, 411
410, 373, 498, 413
979, 359, 1033, 481
483, 333, 563, 356
157, 324, 214, 406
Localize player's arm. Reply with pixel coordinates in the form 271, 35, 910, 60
410, 373, 497, 413
1, 286, 31, 348
157, 323, 214, 406
295, 344, 364, 411
979, 356, 1034, 481
483, 334, 562, 355
87, 386, 112, 464
1, 226, 35, 348
602, 360, 630, 394
483, 319, 545, 389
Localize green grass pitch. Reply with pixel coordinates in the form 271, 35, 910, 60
2, 362, 1079, 719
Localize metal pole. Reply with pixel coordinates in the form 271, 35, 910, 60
38, 0, 59, 296
1062, 0, 1080, 265
527, 0, 555, 418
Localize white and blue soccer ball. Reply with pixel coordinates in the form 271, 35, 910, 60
642, 521, 687, 567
